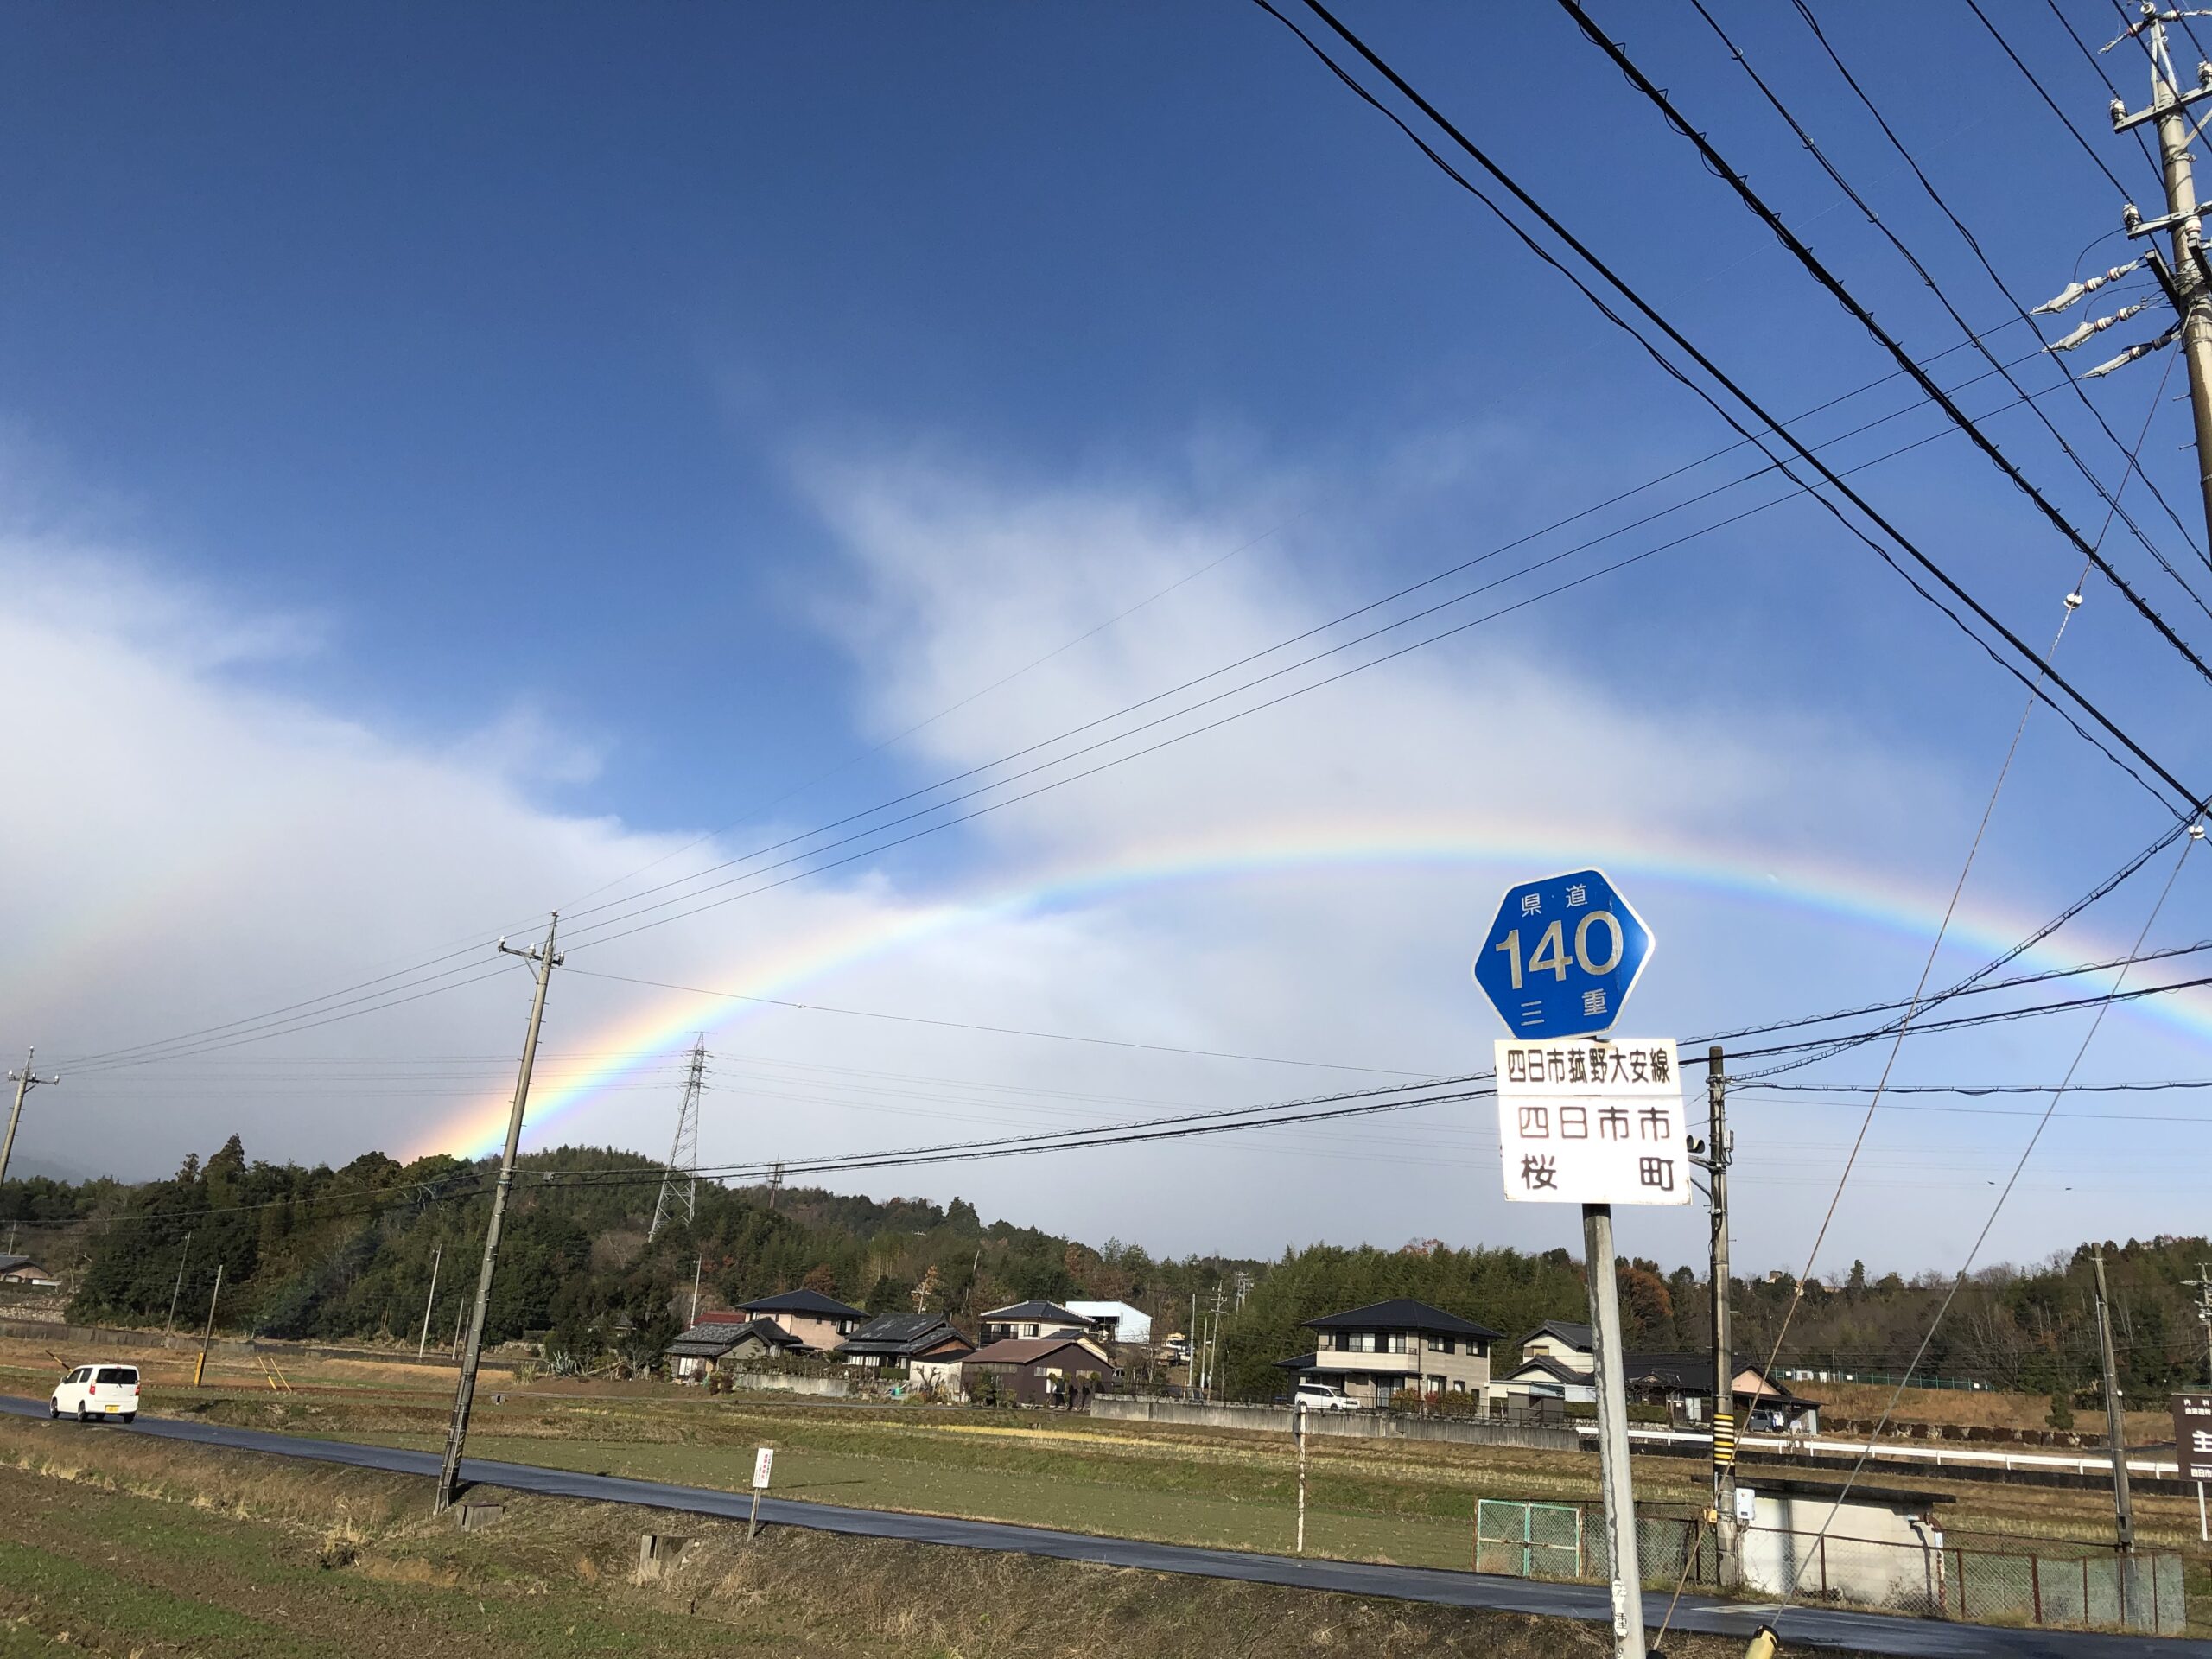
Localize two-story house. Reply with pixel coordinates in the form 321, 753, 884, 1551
735, 1288, 869, 1353
979, 1300, 1095, 1344
1278, 1298, 1500, 1408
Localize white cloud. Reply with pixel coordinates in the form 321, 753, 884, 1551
0, 452, 2180, 1281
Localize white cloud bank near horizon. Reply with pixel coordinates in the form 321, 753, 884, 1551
0, 448, 2190, 1279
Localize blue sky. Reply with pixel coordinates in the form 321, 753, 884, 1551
3, 3, 2209, 1275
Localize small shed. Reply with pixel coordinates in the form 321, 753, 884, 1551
961, 1336, 1113, 1406
1734, 1478, 1954, 1606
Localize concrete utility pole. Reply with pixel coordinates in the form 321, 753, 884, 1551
164, 1231, 194, 1340
690, 1255, 704, 1325
0, 1049, 60, 1189
1696, 1045, 1741, 1589
2105, 8, 2212, 543
417, 1243, 442, 1362
435, 915, 561, 1514
1583, 1203, 1648, 1658
2093, 1246, 2139, 1622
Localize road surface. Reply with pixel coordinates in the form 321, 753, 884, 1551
0, 1395, 2198, 1657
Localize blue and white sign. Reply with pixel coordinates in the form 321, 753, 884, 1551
1471, 868, 1652, 1039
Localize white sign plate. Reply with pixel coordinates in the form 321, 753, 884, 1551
752, 1446, 775, 1490
1495, 1037, 1689, 1206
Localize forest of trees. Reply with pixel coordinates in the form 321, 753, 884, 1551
4, 1136, 2209, 1402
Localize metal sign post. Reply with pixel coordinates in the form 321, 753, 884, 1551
2174, 1394, 2212, 1543
1478, 870, 1670, 1659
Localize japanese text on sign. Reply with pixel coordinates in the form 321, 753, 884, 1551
752, 1446, 776, 1490
2174, 1394, 2212, 1484
1495, 1038, 1689, 1206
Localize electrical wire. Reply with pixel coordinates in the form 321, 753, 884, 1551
1757, 0, 2212, 590
1558, 0, 2212, 679
1267, 0, 2204, 817
1766, 833, 2199, 1637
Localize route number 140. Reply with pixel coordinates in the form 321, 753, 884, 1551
1491, 910, 1625, 989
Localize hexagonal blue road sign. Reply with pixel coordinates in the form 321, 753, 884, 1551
1471, 868, 1653, 1039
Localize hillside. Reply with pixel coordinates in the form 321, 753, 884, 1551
5, 1135, 2210, 1408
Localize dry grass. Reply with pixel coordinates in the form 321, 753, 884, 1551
1811, 1382, 2171, 1444
0, 1415, 1844, 1659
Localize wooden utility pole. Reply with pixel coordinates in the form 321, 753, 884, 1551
193, 1263, 223, 1388
2093, 1246, 2139, 1623
0, 1049, 60, 1188
163, 1230, 193, 1340
1700, 1046, 1740, 1588
435, 915, 561, 1513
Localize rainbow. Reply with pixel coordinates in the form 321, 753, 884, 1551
416, 815, 2212, 1160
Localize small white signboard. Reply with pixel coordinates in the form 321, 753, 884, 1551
752, 1446, 775, 1491
1495, 1037, 1689, 1206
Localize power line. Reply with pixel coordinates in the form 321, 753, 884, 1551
1266, 0, 2206, 817
1559, 0, 2212, 679
1754, 0, 2211, 589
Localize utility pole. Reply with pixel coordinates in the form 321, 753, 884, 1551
193, 1262, 223, 1389
0, 1049, 60, 1188
1584, 1204, 1648, 1659
417, 1243, 442, 1362
690, 1255, 703, 1325
164, 1231, 194, 1340
2093, 1246, 2139, 1624
767, 1160, 784, 1212
2094, 10, 2212, 543
648, 1037, 707, 1242
435, 915, 561, 1514
2183, 1262, 2212, 1385
1692, 1045, 1741, 1589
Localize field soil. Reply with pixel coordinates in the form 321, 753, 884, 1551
0, 1414, 1847, 1658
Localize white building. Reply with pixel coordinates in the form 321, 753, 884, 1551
1063, 1300, 1151, 1346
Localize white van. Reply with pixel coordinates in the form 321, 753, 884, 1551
1292, 1381, 1360, 1412
51, 1363, 139, 1423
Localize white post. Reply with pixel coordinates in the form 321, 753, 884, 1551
2199, 1481, 2207, 1544
1296, 1403, 1308, 1554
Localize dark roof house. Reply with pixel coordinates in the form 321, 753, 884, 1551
837, 1313, 973, 1364
1517, 1318, 1595, 1351
740, 1288, 869, 1321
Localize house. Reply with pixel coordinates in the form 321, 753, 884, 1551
1623, 1353, 1821, 1433
1278, 1299, 1500, 1408
1062, 1300, 1152, 1347
0, 1255, 57, 1287
961, 1336, 1113, 1406
978, 1300, 1092, 1344
836, 1313, 976, 1382
1493, 1321, 1818, 1431
664, 1320, 751, 1382
735, 1288, 869, 1353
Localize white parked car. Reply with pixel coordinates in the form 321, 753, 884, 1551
1293, 1382, 1360, 1412
51, 1363, 138, 1423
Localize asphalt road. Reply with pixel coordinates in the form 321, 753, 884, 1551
1, 1395, 2200, 1658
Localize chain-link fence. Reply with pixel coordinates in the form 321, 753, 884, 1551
1474, 1500, 2187, 1636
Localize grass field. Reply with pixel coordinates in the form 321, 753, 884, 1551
5, 1330, 2206, 1614
0, 1414, 1852, 1658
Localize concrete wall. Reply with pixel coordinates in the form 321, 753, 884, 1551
728, 1370, 851, 1398
1092, 1396, 1579, 1451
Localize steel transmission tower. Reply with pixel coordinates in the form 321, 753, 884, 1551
648, 1037, 708, 1241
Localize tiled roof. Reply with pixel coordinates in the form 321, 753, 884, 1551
739, 1288, 868, 1320
963, 1337, 1112, 1366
